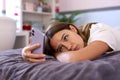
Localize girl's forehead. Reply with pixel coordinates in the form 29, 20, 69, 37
52, 29, 72, 38
51, 30, 66, 40
50, 30, 69, 48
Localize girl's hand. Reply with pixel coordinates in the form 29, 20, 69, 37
22, 43, 46, 63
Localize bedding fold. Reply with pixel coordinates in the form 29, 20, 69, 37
0, 49, 120, 80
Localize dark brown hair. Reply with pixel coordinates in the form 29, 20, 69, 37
44, 22, 96, 56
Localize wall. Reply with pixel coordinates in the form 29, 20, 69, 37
59, 0, 120, 12
58, 0, 120, 27
74, 8, 120, 28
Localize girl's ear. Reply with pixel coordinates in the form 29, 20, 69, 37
69, 25, 78, 33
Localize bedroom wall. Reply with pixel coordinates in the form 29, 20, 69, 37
59, 0, 120, 12
74, 8, 120, 28
58, 0, 120, 28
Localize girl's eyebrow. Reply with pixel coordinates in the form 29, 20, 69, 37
61, 33, 65, 40
56, 33, 66, 52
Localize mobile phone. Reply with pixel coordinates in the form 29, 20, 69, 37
31, 28, 45, 54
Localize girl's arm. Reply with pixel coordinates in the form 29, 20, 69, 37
55, 41, 112, 63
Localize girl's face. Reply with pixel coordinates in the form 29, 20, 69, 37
50, 25, 84, 53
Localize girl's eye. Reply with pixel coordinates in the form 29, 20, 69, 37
63, 34, 68, 41
59, 46, 63, 52
57, 45, 63, 52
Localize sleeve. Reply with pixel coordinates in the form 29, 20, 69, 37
88, 23, 117, 51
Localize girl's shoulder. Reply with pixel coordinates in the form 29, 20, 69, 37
90, 23, 114, 32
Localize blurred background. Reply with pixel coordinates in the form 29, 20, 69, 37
0, 0, 120, 49
57, 0, 120, 27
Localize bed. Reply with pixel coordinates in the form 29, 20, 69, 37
0, 48, 120, 80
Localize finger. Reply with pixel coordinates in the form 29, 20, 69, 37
25, 43, 41, 52
27, 58, 46, 63
25, 53, 46, 59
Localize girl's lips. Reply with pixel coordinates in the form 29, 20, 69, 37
72, 45, 80, 51
74, 46, 79, 51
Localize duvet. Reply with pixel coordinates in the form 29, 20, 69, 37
0, 49, 120, 80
